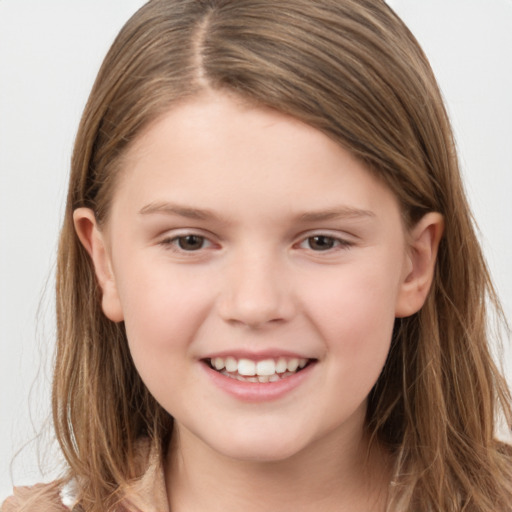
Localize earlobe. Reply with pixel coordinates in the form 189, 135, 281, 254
73, 208, 124, 322
395, 212, 444, 318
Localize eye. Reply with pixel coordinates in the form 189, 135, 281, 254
176, 234, 206, 251
160, 234, 211, 252
306, 235, 336, 251
298, 234, 352, 252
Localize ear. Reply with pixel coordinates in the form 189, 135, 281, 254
73, 208, 124, 322
395, 212, 444, 318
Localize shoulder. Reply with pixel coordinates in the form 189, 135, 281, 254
1, 481, 71, 512
1, 439, 165, 512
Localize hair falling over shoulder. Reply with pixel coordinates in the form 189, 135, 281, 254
52, 1, 512, 510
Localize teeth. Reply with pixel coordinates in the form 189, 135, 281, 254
256, 359, 276, 376
225, 357, 237, 372
287, 358, 299, 372
238, 358, 256, 376
210, 356, 310, 379
221, 370, 296, 382
276, 358, 288, 374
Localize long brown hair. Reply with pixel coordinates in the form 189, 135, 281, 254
53, 1, 512, 510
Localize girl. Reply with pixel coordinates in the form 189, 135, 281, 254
3, 0, 512, 511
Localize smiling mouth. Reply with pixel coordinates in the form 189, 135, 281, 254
205, 356, 315, 383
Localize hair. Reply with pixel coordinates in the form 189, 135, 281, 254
53, 1, 512, 511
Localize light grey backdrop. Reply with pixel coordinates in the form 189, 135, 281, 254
1, 0, 511, 501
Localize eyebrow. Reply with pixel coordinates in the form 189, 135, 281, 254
139, 201, 376, 223
139, 202, 220, 221
297, 207, 375, 222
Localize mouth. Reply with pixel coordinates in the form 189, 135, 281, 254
204, 356, 315, 383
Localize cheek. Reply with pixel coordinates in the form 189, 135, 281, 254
299, 257, 401, 376
113, 258, 216, 362
307, 265, 398, 332
114, 262, 220, 415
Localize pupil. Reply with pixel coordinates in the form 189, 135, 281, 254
179, 235, 204, 250
309, 236, 334, 250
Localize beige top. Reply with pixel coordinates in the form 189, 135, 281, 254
1, 441, 169, 512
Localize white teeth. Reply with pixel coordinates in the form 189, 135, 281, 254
210, 356, 311, 380
225, 356, 237, 372
237, 358, 256, 376
275, 358, 288, 374
219, 369, 301, 383
213, 357, 225, 370
256, 359, 276, 376
287, 358, 299, 372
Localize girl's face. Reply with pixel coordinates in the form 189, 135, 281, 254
80, 92, 428, 462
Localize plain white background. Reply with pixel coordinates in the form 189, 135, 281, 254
1, 0, 511, 502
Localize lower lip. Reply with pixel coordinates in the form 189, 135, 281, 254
202, 362, 316, 402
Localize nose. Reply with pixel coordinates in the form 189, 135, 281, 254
217, 250, 295, 328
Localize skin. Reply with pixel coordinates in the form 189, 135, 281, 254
75, 91, 443, 511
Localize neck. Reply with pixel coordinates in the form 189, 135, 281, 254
165, 424, 391, 512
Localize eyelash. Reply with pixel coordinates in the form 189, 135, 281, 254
159, 232, 353, 254
298, 235, 353, 252
160, 234, 212, 252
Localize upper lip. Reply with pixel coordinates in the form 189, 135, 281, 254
201, 349, 316, 362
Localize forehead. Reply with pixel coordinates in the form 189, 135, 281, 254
111, 91, 401, 226
126, 91, 343, 176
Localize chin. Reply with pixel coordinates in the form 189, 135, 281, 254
199, 426, 314, 464
216, 442, 306, 464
